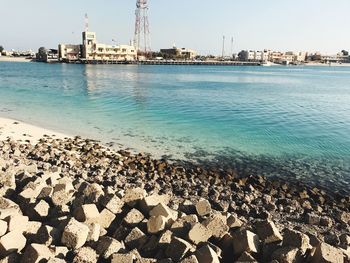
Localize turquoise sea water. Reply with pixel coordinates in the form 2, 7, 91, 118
0, 62, 350, 193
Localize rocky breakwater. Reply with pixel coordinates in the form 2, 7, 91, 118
0, 136, 349, 262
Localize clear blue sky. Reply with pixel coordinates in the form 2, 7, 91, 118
1, 0, 349, 55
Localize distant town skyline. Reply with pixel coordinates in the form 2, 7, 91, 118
1, 0, 350, 55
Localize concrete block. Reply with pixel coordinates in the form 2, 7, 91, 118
147, 215, 167, 234
150, 203, 177, 223
111, 253, 135, 263
87, 223, 100, 242
166, 237, 193, 262
311, 242, 344, 263
5, 215, 28, 233
96, 236, 122, 259
61, 218, 89, 249
125, 227, 147, 250
102, 194, 124, 214
74, 204, 100, 223
0, 231, 26, 257
255, 219, 282, 244
73, 246, 98, 263
283, 229, 311, 253
195, 244, 220, 263
196, 199, 212, 217
124, 208, 145, 227
232, 230, 260, 256
188, 223, 212, 245
0, 220, 7, 237
123, 187, 146, 206
98, 209, 116, 229
202, 214, 229, 239
22, 243, 53, 263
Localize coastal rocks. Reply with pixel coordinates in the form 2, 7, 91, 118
61, 218, 89, 249
311, 242, 344, 263
0, 136, 349, 262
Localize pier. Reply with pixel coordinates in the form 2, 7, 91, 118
73, 59, 262, 66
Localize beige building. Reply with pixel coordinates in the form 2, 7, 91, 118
59, 31, 137, 62
160, 46, 197, 60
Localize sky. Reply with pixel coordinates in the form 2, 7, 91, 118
1, 0, 350, 55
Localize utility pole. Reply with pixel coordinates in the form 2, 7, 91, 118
230, 36, 234, 57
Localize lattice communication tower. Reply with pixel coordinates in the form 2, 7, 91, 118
134, 0, 151, 54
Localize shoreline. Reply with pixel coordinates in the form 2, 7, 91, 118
0, 116, 349, 261
0, 56, 33, 63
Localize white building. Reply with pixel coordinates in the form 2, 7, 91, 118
59, 31, 137, 62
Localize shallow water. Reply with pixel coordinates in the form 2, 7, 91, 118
0, 62, 350, 193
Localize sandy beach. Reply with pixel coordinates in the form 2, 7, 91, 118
0, 56, 33, 63
0, 117, 69, 143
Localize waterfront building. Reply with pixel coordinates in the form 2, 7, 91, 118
160, 46, 197, 60
59, 31, 137, 63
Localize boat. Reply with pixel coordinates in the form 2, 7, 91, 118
261, 61, 272, 66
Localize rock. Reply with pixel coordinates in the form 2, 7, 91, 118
0, 220, 7, 237
123, 187, 146, 206
0, 231, 26, 257
338, 212, 350, 225
140, 194, 171, 213
158, 230, 173, 248
195, 244, 220, 263
96, 236, 122, 259
98, 208, 116, 229
87, 223, 101, 242
320, 216, 333, 227
150, 203, 177, 223
226, 213, 243, 229
283, 229, 311, 253
21, 243, 53, 263
74, 204, 100, 223
232, 229, 260, 256
5, 215, 28, 232
124, 208, 145, 227
271, 247, 302, 263
53, 246, 69, 259
196, 199, 212, 217
202, 214, 228, 239
33, 200, 50, 218
311, 242, 344, 263
236, 251, 258, 262
111, 253, 136, 263
180, 255, 199, 263
306, 213, 321, 225
125, 227, 147, 250
102, 194, 124, 214
147, 215, 167, 234
61, 218, 89, 249
32, 225, 59, 246
188, 223, 212, 245
166, 236, 193, 261
255, 219, 282, 244
73, 246, 98, 263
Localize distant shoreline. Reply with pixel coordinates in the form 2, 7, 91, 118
0, 56, 33, 63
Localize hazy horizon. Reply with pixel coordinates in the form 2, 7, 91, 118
1, 0, 349, 55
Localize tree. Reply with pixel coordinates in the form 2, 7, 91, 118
0, 46, 4, 53
341, 50, 349, 56
37, 47, 47, 61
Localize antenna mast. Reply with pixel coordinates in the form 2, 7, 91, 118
230, 36, 234, 56
222, 35, 225, 58
134, 0, 151, 55
84, 13, 89, 32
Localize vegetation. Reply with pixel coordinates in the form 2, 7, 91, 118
0, 45, 4, 53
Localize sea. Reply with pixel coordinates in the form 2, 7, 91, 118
0, 62, 349, 193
